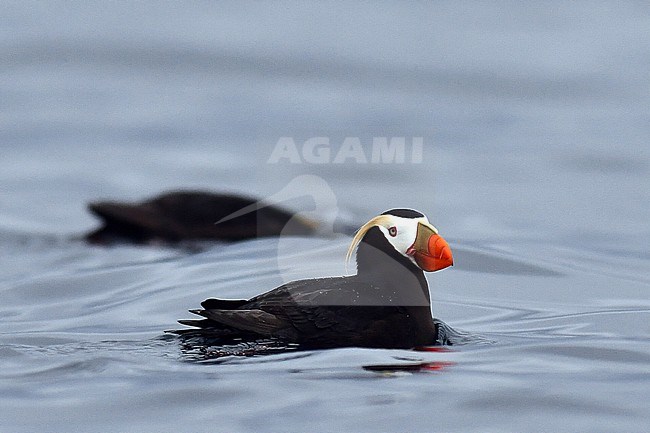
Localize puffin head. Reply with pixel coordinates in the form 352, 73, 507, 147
346, 209, 454, 272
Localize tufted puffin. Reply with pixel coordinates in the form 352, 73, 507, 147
173, 209, 454, 349
85, 190, 318, 244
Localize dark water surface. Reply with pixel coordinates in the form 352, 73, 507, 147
1, 2, 649, 432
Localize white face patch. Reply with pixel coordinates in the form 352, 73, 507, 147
345, 211, 439, 267
375, 215, 436, 258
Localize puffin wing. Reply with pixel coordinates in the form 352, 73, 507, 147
183, 280, 344, 338
196, 308, 288, 336
176, 276, 391, 343
246, 277, 355, 307
177, 298, 249, 332
246, 276, 387, 334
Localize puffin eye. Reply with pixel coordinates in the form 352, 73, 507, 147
388, 226, 397, 237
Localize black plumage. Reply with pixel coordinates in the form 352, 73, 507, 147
173, 225, 444, 349
381, 208, 424, 218
85, 191, 317, 244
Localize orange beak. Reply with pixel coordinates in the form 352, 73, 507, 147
408, 222, 454, 272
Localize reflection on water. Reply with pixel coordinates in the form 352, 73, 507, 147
362, 346, 455, 374
179, 337, 302, 361
363, 360, 455, 374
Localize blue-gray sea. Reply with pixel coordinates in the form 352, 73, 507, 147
1, 2, 649, 432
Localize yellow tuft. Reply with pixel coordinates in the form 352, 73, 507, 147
345, 215, 393, 270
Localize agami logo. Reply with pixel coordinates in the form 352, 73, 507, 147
268, 137, 424, 164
